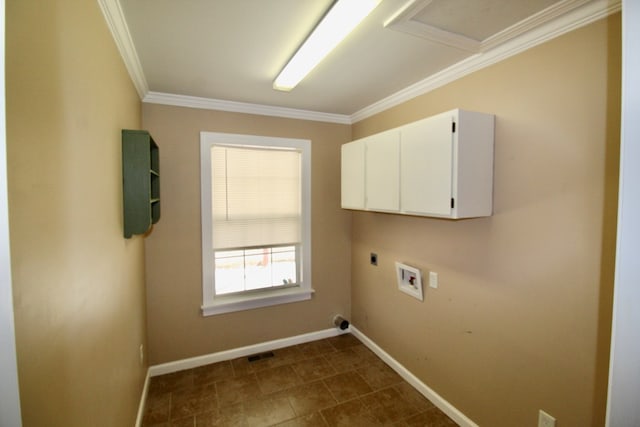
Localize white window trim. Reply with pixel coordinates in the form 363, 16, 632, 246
200, 132, 312, 316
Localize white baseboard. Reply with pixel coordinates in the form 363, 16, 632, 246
134, 369, 150, 427
148, 327, 349, 377
350, 326, 478, 427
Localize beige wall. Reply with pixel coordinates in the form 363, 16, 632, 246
6, 0, 146, 426
5, 2, 616, 425
142, 104, 352, 364
350, 14, 620, 427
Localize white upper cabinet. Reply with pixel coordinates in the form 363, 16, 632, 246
341, 109, 495, 219
340, 129, 400, 212
400, 112, 453, 216
364, 129, 400, 212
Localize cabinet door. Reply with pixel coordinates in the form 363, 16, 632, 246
366, 130, 400, 212
400, 113, 454, 216
341, 140, 365, 209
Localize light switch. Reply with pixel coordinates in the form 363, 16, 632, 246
429, 271, 438, 288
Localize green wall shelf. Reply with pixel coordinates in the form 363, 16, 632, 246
122, 129, 160, 238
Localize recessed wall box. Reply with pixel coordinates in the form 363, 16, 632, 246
395, 262, 423, 301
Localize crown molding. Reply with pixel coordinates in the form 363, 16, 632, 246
480, 0, 591, 51
143, 92, 352, 125
351, 0, 620, 123
100, 0, 619, 125
97, 0, 148, 99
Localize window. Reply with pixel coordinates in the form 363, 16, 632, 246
200, 132, 312, 316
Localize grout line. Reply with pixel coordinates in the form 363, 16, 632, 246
318, 410, 330, 427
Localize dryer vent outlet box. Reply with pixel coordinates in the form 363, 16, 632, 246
395, 262, 423, 301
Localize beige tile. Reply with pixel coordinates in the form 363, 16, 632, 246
195, 405, 248, 427
243, 397, 296, 427
350, 344, 380, 364
171, 383, 217, 419
150, 370, 194, 395
192, 361, 234, 386
145, 335, 451, 427
265, 346, 306, 368
170, 416, 196, 427
393, 382, 435, 413
323, 348, 368, 373
256, 365, 304, 394
231, 356, 252, 376
142, 392, 171, 425
360, 386, 419, 424
296, 340, 336, 358
215, 373, 263, 406
232, 355, 270, 376
232, 346, 305, 376
320, 399, 381, 427
402, 408, 458, 426
282, 381, 338, 416
291, 356, 337, 382
326, 334, 362, 351
357, 360, 403, 390
274, 412, 328, 427
323, 372, 373, 403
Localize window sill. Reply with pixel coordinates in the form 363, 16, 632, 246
201, 287, 315, 316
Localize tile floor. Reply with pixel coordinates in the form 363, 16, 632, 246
142, 333, 458, 426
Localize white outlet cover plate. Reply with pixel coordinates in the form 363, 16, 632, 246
538, 410, 556, 427
429, 271, 438, 288
395, 262, 423, 301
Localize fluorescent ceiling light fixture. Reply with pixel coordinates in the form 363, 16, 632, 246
273, 0, 381, 92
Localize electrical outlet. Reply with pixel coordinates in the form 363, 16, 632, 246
139, 344, 144, 365
370, 252, 378, 266
538, 410, 556, 427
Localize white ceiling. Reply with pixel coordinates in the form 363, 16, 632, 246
111, 0, 617, 121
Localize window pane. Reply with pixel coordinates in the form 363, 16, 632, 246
214, 252, 245, 295
272, 247, 296, 285
214, 246, 298, 295
244, 250, 272, 291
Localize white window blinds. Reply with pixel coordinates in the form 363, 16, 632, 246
211, 145, 301, 250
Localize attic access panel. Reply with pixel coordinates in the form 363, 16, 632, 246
412, 0, 561, 40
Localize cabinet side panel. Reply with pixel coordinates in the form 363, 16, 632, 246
454, 111, 495, 218
150, 140, 161, 224
341, 140, 365, 209
122, 132, 152, 237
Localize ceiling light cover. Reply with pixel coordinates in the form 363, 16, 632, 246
273, 0, 381, 92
